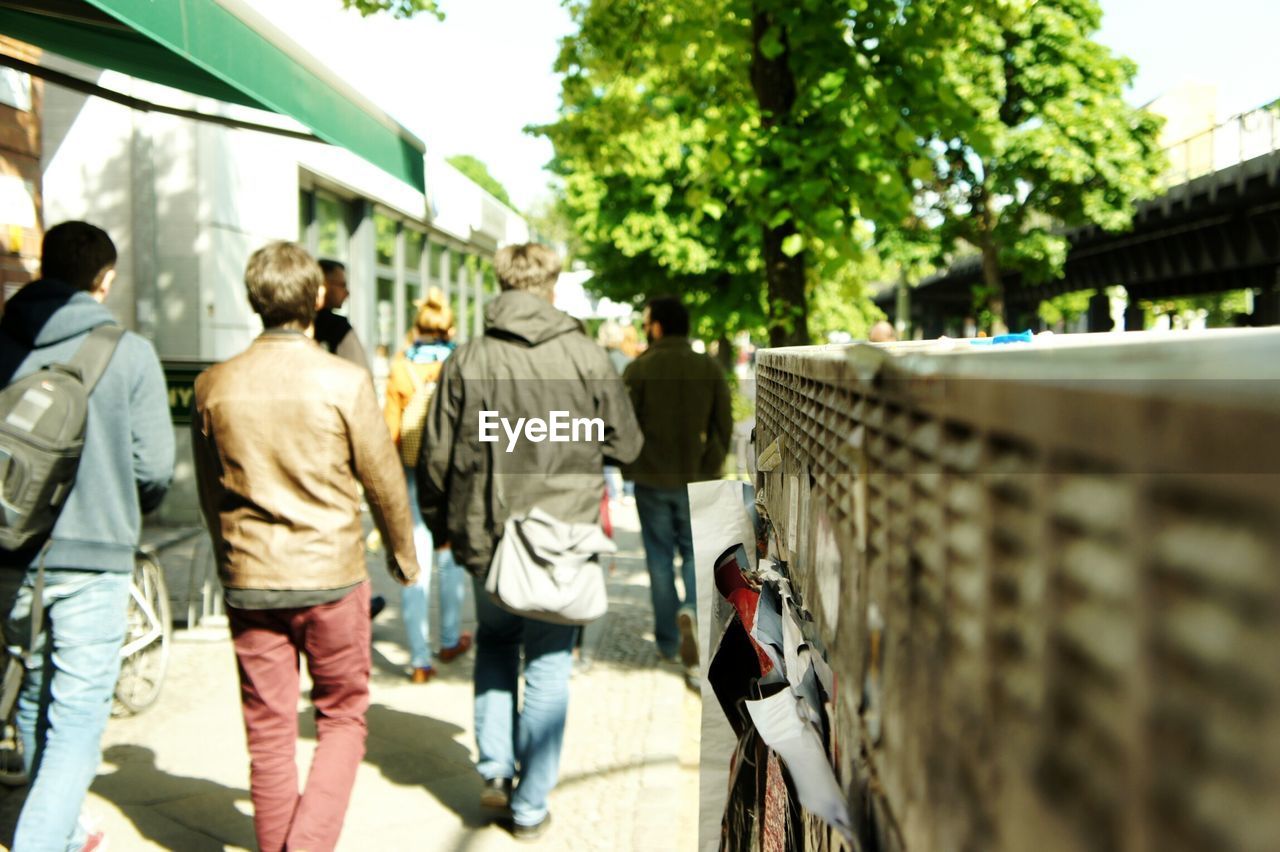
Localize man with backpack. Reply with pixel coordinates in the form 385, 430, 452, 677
0, 221, 174, 852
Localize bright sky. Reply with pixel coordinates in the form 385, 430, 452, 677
252, 0, 574, 212
1096, 0, 1279, 118
251, 0, 1278, 212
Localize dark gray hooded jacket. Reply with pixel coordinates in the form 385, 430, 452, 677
0, 279, 174, 572
417, 289, 642, 577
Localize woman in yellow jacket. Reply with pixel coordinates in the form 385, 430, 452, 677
384, 288, 470, 682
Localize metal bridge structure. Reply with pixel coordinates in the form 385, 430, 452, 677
880, 105, 1280, 335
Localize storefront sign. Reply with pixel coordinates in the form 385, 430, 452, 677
162, 360, 213, 425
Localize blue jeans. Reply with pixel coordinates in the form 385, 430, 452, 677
402, 473, 467, 669
634, 483, 696, 658
0, 568, 132, 852
472, 578, 576, 827
604, 467, 635, 501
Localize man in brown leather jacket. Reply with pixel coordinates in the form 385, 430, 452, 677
191, 241, 418, 852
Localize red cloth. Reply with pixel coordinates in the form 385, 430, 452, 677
714, 547, 775, 676
228, 581, 371, 852
600, 488, 613, 539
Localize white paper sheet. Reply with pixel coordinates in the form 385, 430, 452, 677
745, 688, 854, 841
688, 479, 756, 852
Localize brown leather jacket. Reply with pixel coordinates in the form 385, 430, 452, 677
192, 330, 418, 592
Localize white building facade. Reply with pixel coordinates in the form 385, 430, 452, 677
40, 57, 527, 364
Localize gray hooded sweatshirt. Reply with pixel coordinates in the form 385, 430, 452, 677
0, 279, 174, 572
417, 289, 642, 577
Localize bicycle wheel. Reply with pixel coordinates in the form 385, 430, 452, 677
113, 551, 173, 715
0, 719, 26, 787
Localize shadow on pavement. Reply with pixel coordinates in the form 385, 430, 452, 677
369, 637, 411, 682
299, 703, 488, 829
95, 744, 255, 850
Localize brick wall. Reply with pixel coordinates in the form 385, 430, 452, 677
0, 37, 43, 309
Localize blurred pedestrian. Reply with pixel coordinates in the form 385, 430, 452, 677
192, 241, 418, 852
597, 321, 634, 503
418, 243, 641, 839
0, 221, 174, 852
315, 258, 388, 620
621, 324, 643, 358
623, 296, 732, 678
314, 259, 371, 372
383, 287, 470, 683
868, 320, 897, 343
597, 320, 633, 375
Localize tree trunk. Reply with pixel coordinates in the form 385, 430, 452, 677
750, 5, 808, 348
979, 241, 1008, 335
974, 182, 1007, 335
762, 220, 808, 347
715, 334, 735, 372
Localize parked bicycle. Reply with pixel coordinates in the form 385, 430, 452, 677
114, 545, 173, 715
0, 546, 173, 786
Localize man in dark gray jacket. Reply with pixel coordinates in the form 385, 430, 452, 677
418, 242, 640, 840
0, 221, 174, 852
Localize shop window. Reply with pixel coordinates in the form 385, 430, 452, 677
314, 194, 349, 261
376, 275, 395, 349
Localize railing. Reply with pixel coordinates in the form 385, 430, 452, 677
1161, 101, 1280, 187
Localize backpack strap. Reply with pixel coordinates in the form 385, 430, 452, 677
25, 543, 49, 664
67, 325, 125, 393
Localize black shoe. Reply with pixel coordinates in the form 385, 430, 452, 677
480, 776, 513, 810
369, 595, 387, 620
511, 812, 551, 841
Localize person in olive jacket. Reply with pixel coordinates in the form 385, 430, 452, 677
622, 296, 733, 674
417, 242, 640, 839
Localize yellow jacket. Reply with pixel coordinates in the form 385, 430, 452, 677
383, 339, 453, 445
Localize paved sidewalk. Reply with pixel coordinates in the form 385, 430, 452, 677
0, 503, 701, 851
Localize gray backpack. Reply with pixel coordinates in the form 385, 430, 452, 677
0, 324, 124, 551
0, 324, 123, 723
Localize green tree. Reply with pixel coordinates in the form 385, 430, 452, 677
447, 154, 517, 210
912, 0, 1164, 331
1037, 290, 1092, 329
536, 0, 763, 345
525, 188, 583, 263
341, 0, 442, 19
541, 0, 996, 347
1149, 290, 1251, 329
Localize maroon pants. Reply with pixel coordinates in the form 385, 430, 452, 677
228, 581, 371, 852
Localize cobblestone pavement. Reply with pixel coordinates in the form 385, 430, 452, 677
0, 503, 701, 851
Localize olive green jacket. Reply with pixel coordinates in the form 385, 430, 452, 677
622, 336, 733, 488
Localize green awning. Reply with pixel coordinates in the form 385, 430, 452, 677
0, 0, 426, 191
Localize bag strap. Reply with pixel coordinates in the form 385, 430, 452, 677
14, 542, 51, 669
476, 336, 507, 521
66, 325, 125, 393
